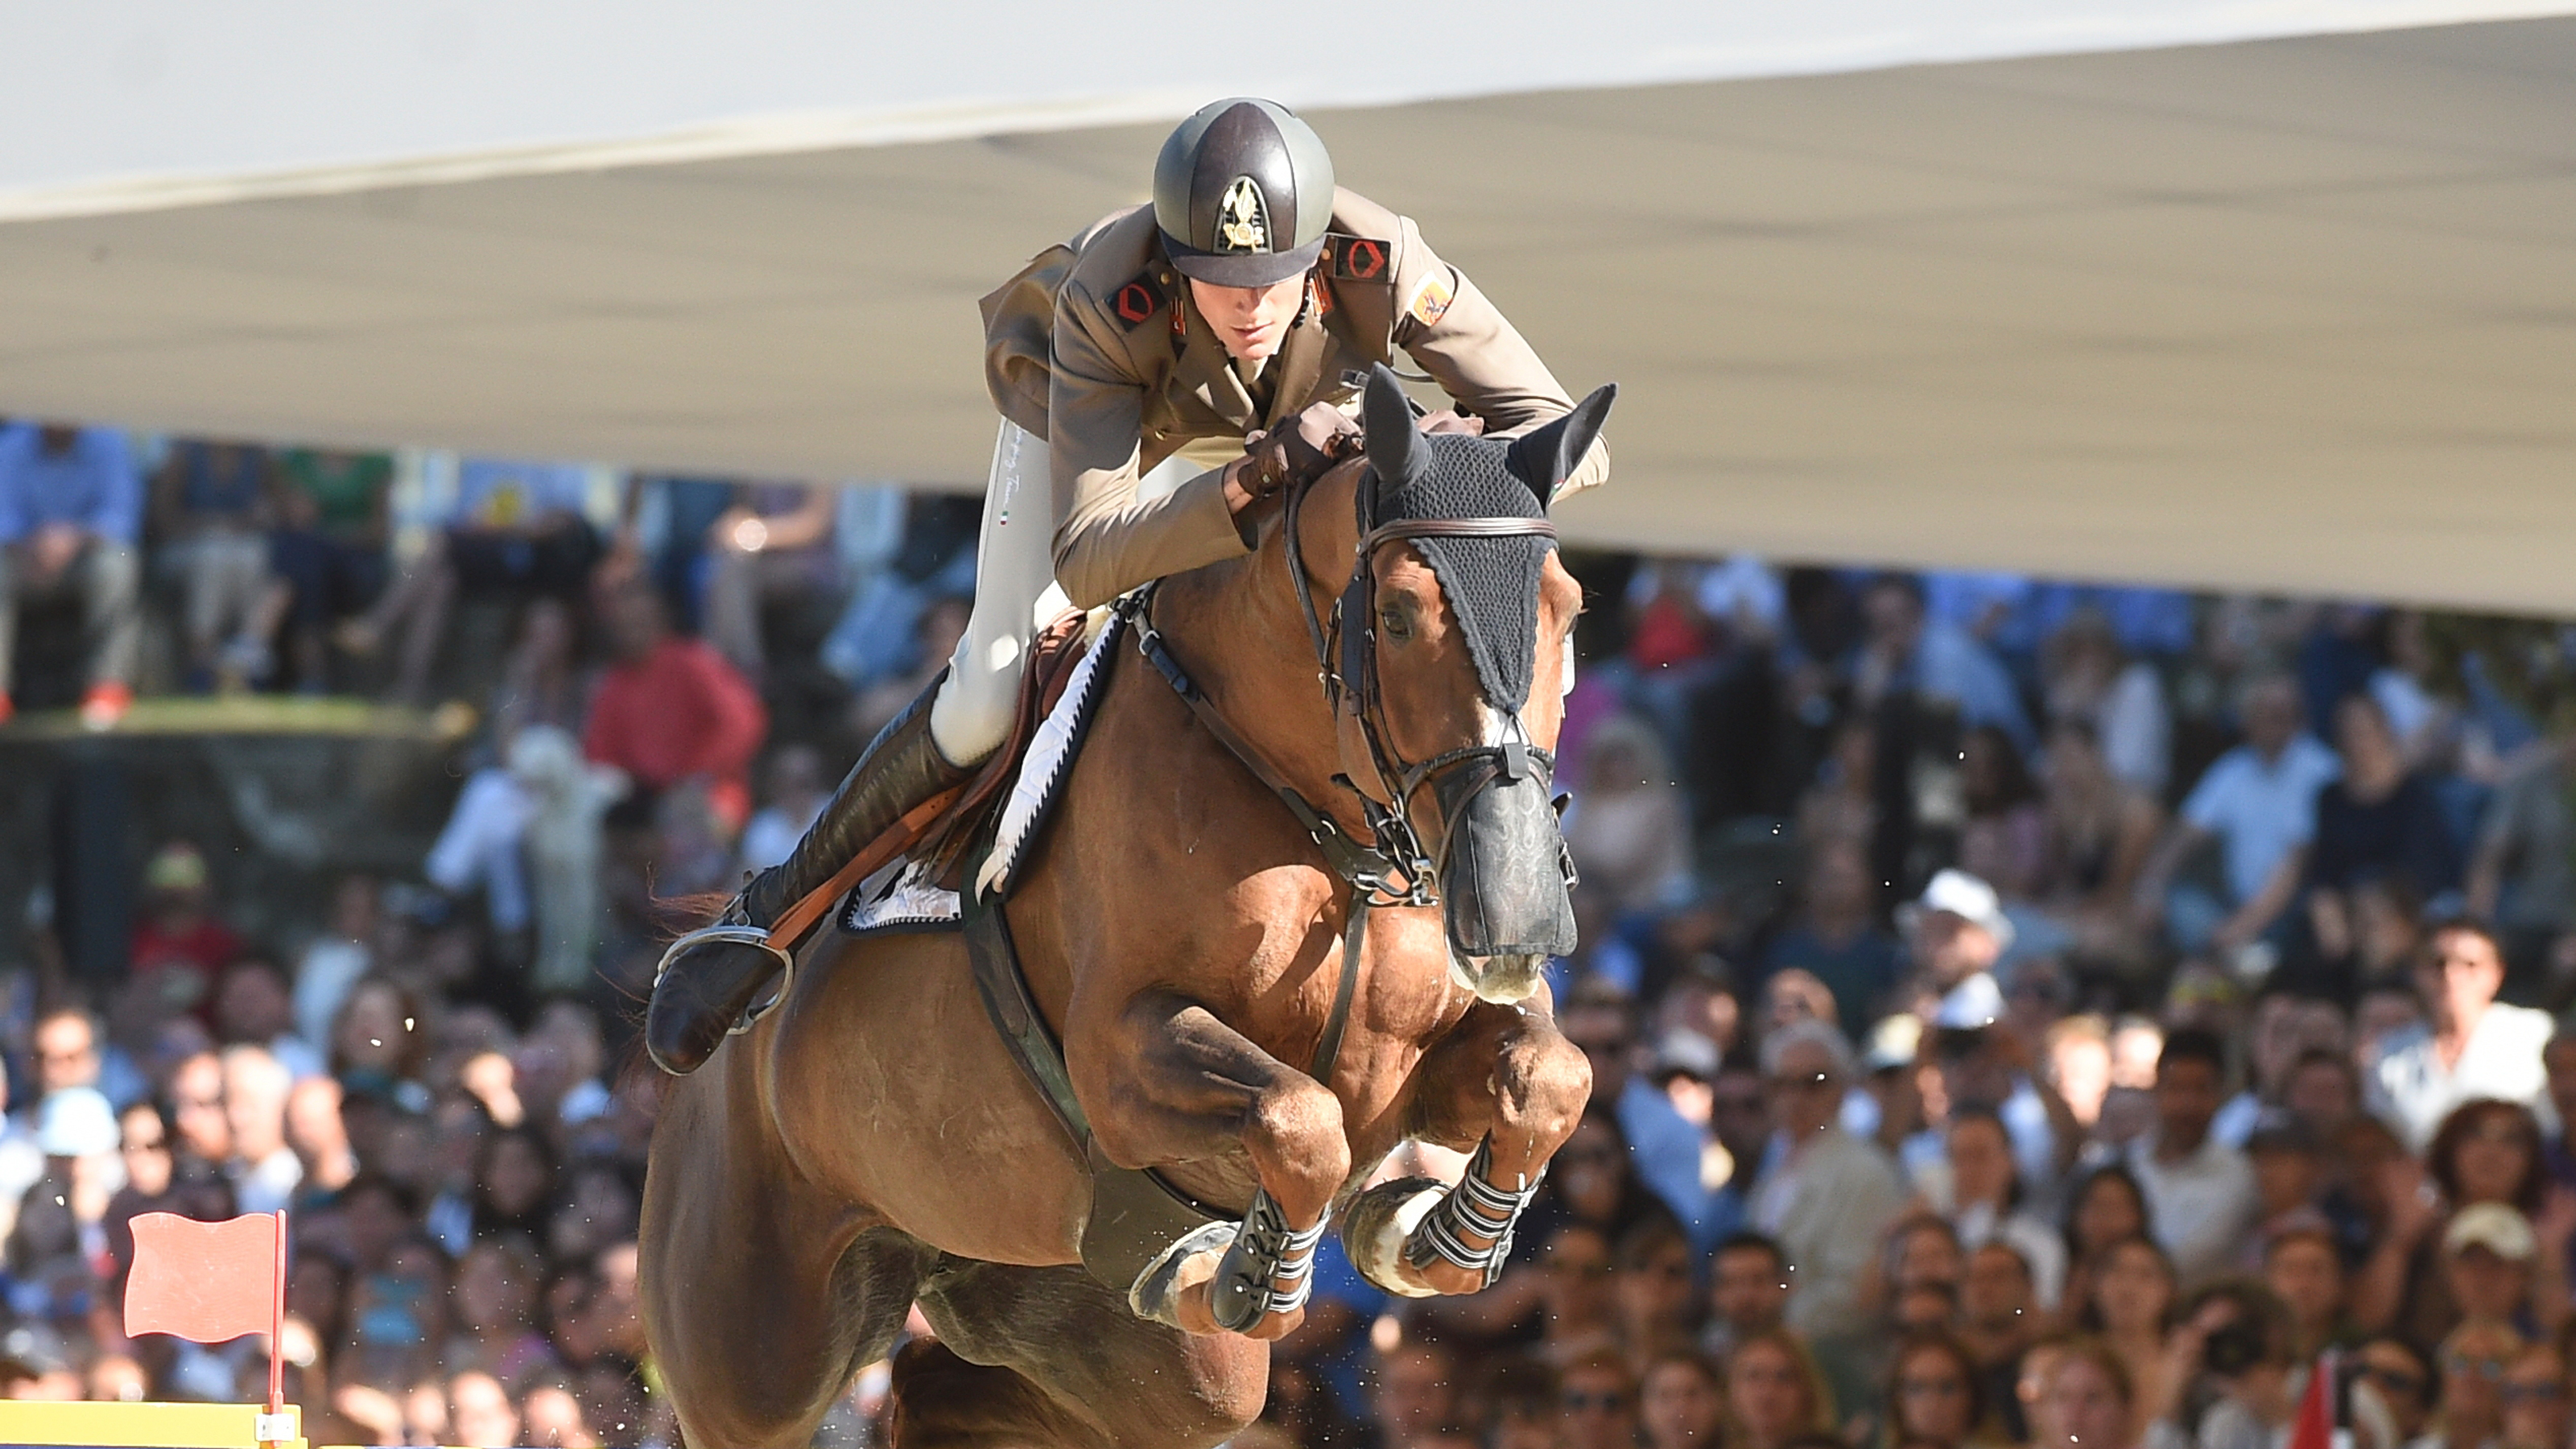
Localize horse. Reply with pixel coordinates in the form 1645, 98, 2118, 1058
640, 365, 1615, 1447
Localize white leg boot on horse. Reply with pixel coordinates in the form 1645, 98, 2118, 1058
1340, 998, 1591, 1298
646, 422, 1063, 1075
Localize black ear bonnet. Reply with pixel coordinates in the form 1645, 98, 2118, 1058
1346, 367, 1614, 715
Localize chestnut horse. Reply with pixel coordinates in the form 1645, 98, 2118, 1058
641, 368, 1612, 1447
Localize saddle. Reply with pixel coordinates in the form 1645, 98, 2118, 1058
760, 609, 1099, 950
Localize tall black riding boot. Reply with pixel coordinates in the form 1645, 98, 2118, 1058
646, 679, 971, 1074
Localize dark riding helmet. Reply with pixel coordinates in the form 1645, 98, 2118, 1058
1153, 97, 1335, 288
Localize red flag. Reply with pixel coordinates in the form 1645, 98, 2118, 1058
2288, 1349, 2336, 1449
124, 1212, 281, 1344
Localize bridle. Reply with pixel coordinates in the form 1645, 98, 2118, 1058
1280, 461, 1563, 907
1120, 454, 1561, 899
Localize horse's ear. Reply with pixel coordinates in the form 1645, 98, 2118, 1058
1361, 363, 1430, 493
1506, 383, 1617, 506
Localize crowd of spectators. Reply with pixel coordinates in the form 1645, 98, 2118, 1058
1241, 564, 2576, 1449
13, 416, 2576, 1449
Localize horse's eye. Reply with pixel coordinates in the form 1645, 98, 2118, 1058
1378, 608, 1412, 642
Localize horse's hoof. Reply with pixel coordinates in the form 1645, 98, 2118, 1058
1128, 1221, 1235, 1330
1341, 1177, 1448, 1298
646, 931, 791, 1074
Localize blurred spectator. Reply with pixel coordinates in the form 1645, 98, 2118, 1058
2498, 1339, 2569, 1449
2124, 1027, 2255, 1285
2427, 1319, 2525, 1449
260, 448, 391, 693
1852, 575, 2033, 750
1720, 1328, 1836, 1449
129, 842, 245, 1014
580, 584, 766, 832
1921, 1109, 2066, 1309
1564, 715, 1695, 919
2211, 992, 2348, 1146
1899, 870, 2014, 1033
448, 1368, 522, 1449
2307, 694, 2465, 970
0, 1070, 40, 1244
213, 960, 323, 1080
1750, 1022, 1905, 1336
741, 744, 828, 875
700, 482, 837, 684
1704, 1232, 1790, 1360
848, 594, 971, 743
2368, 920, 2553, 1150
0, 422, 142, 727
1958, 726, 2046, 903
152, 440, 274, 691
2037, 721, 2165, 960
341, 456, 602, 704
2136, 673, 2340, 955
291, 877, 377, 1054
2042, 608, 2173, 799
2467, 729, 2576, 1001
1562, 980, 1711, 1238
1638, 1350, 1724, 1449
1764, 839, 1901, 1037
1882, 1331, 1990, 1449
2354, 1335, 2437, 1447
2262, 1222, 2349, 1358
221, 1046, 299, 1215
508, 726, 625, 995
1558, 1352, 1642, 1449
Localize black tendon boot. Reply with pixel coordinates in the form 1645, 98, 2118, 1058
646, 679, 970, 1073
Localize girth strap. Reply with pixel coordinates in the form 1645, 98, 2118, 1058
960, 849, 1229, 1291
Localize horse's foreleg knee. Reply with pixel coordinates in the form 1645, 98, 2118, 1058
1086, 993, 1349, 1225
1082, 993, 1349, 1339
1364, 1004, 1590, 1296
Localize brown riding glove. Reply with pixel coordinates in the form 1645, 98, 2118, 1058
1226, 402, 1364, 523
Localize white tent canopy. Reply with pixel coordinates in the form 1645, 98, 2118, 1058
3, 3, 2573, 611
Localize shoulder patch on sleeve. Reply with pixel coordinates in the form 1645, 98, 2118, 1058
1322, 233, 1393, 283
1405, 266, 1455, 327
1109, 270, 1165, 331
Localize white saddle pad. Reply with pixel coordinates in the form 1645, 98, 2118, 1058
840, 612, 1123, 935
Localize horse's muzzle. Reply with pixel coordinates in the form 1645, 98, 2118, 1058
1433, 760, 1576, 1004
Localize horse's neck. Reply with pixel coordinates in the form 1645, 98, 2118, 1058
1150, 495, 1349, 817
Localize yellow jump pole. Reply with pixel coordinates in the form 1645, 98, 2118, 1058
0, 1399, 307, 1447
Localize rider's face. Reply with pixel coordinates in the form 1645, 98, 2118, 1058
1189, 275, 1304, 361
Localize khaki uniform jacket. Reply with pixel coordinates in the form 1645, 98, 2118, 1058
980, 188, 1609, 609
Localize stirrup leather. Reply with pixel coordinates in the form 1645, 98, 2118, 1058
1404, 1137, 1543, 1288
652, 923, 795, 1036
1210, 1191, 1327, 1331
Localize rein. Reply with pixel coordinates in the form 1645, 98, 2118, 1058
1110, 461, 1562, 1086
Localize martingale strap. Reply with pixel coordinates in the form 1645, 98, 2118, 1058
1114, 584, 1381, 1086
959, 843, 1233, 1293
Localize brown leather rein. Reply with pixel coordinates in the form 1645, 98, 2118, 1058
1111, 463, 1562, 1084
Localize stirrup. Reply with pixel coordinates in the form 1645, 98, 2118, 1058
652, 924, 796, 1036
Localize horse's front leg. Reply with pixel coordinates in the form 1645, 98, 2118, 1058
1345, 999, 1590, 1298
1082, 989, 1351, 1342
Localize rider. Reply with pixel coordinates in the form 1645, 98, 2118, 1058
647, 96, 1612, 1074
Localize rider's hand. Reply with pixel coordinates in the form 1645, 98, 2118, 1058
1243, 402, 1362, 499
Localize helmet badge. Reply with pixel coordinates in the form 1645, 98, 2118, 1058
1213, 175, 1271, 255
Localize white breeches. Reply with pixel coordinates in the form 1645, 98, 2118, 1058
927, 422, 1226, 766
